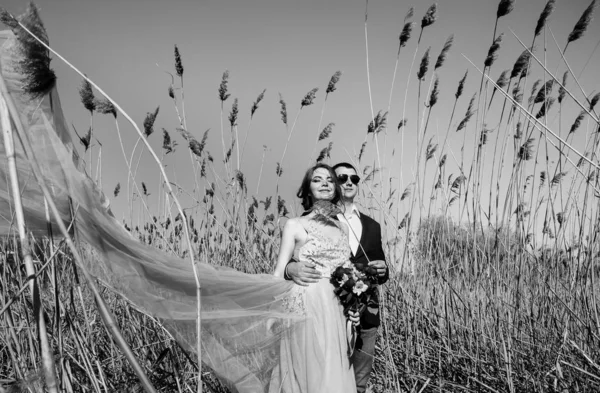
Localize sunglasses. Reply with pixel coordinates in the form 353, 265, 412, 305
337, 174, 360, 185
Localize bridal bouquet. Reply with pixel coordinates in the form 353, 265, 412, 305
330, 260, 379, 355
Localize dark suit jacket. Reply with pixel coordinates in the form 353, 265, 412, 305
350, 212, 388, 329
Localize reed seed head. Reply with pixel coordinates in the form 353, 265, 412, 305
358, 142, 367, 162
318, 123, 335, 141
569, 111, 586, 134
326, 71, 342, 94
435, 34, 454, 69
367, 111, 388, 134
558, 71, 568, 103
162, 128, 175, 154
497, 0, 515, 18
484, 33, 503, 68
567, 0, 597, 44
428, 77, 439, 107
143, 107, 160, 138
95, 98, 117, 118
510, 50, 531, 79
79, 79, 96, 113
455, 70, 468, 99
589, 92, 600, 111
79, 127, 92, 151
494, 70, 510, 91
456, 93, 476, 131
518, 138, 535, 160
417, 47, 431, 80
535, 0, 556, 37
251, 89, 266, 117
534, 80, 554, 104
218, 70, 231, 102
228, 98, 239, 127
279, 93, 288, 125
301, 88, 319, 107
421, 4, 438, 29
535, 97, 555, 119
398, 118, 408, 131
399, 22, 414, 48
174, 45, 184, 77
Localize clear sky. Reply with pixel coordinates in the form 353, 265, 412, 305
1, 0, 599, 228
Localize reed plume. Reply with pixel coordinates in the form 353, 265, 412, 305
399, 22, 414, 48
279, 94, 288, 125
533, 80, 554, 104
535, 97, 555, 118
484, 33, 503, 68
569, 111, 586, 135
558, 71, 568, 104
456, 93, 476, 131
79, 127, 92, 151
301, 87, 318, 107
367, 111, 388, 134
174, 45, 184, 77
95, 98, 117, 118
567, 0, 597, 48
398, 118, 408, 131
518, 138, 535, 160
428, 77, 439, 107
218, 70, 231, 102
497, 0, 515, 18
318, 123, 335, 141
417, 47, 430, 80
421, 3, 438, 29
489, 69, 509, 108
535, 0, 556, 37
162, 128, 175, 154
435, 34, 454, 70
418, 3, 438, 44
79, 79, 96, 113
228, 98, 238, 127
326, 71, 342, 94
455, 70, 468, 99
251, 89, 266, 118
510, 49, 531, 79
143, 107, 159, 138
589, 92, 600, 111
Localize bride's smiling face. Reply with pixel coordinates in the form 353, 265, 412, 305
310, 168, 335, 201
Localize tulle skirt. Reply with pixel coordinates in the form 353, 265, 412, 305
269, 279, 357, 393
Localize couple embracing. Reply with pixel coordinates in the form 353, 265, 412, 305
270, 162, 389, 393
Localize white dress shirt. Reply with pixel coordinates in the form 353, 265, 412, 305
338, 204, 362, 256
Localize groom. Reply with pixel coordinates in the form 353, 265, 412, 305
285, 162, 389, 393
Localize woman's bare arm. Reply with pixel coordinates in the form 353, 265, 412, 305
274, 218, 301, 277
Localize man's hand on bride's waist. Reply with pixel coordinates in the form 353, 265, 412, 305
284, 260, 322, 286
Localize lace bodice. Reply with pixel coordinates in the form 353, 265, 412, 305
297, 219, 351, 278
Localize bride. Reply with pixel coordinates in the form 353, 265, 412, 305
269, 163, 357, 393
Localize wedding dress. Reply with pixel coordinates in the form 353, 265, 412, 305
269, 219, 357, 393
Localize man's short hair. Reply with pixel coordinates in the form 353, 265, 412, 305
332, 162, 357, 173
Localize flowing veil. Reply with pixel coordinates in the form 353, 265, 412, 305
0, 14, 317, 393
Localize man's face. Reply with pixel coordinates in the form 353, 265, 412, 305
335, 166, 359, 201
